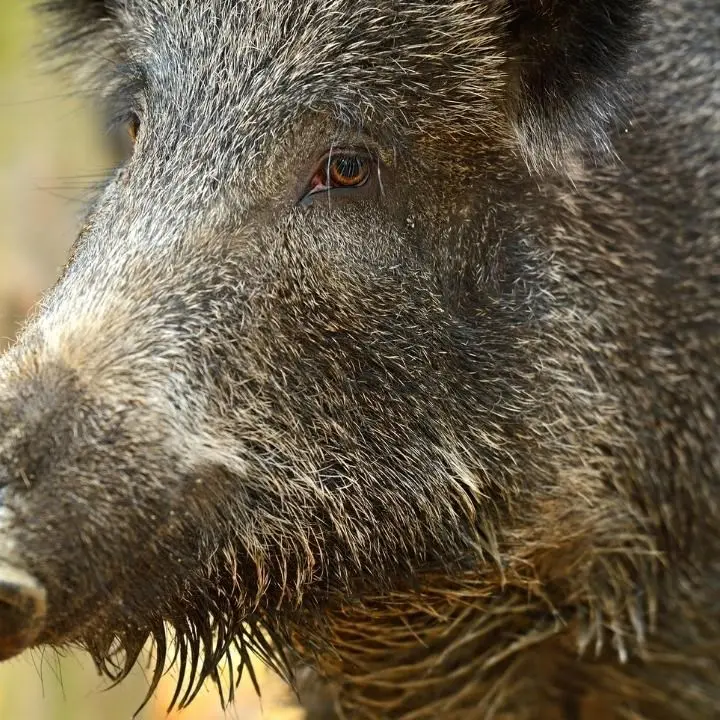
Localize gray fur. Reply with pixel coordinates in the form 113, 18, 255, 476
0, 0, 717, 717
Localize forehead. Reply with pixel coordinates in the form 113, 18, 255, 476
110, 0, 506, 140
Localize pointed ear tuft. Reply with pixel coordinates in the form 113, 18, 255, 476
504, 0, 647, 171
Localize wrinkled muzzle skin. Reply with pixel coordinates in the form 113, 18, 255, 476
0, 0, 718, 718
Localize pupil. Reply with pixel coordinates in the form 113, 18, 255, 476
336, 157, 361, 178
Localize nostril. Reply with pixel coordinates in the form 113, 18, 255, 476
0, 563, 46, 661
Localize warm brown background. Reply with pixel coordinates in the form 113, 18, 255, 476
0, 2, 298, 718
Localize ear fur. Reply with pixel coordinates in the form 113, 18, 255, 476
503, 0, 648, 171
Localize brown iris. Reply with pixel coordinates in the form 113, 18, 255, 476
327, 155, 370, 188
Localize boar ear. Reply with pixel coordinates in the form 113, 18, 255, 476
504, 0, 647, 170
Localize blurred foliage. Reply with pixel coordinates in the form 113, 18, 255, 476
0, 1, 299, 718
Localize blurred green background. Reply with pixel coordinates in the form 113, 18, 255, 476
0, 2, 298, 718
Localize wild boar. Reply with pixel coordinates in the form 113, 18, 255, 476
0, 0, 717, 717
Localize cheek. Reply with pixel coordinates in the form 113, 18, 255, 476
304, 208, 419, 273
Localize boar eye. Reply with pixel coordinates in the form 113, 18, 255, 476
301, 150, 374, 206
108, 112, 141, 165
327, 155, 370, 188
127, 113, 141, 144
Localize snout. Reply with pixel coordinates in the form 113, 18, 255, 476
0, 562, 46, 661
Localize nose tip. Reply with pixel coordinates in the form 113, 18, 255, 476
0, 563, 46, 661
